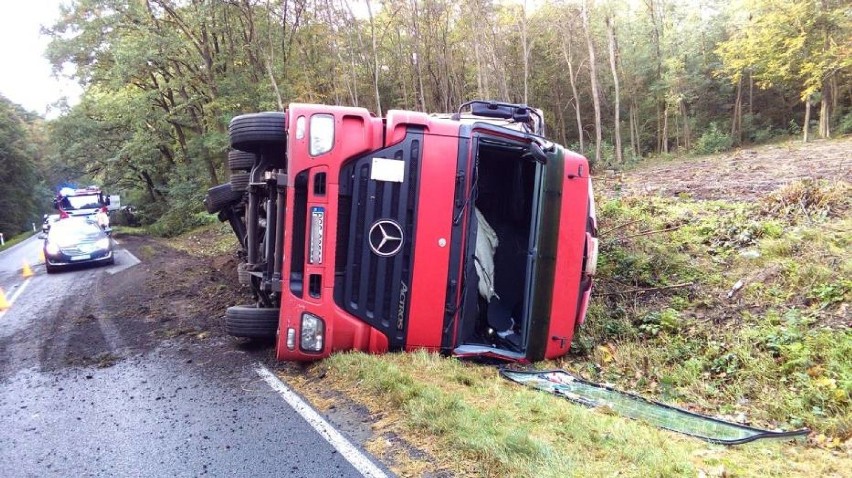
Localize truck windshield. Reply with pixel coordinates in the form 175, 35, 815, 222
62, 195, 102, 210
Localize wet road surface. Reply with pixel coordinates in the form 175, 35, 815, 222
0, 235, 387, 477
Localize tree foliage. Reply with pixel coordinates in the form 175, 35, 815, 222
0, 96, 46, 235
37, 0, 851, 228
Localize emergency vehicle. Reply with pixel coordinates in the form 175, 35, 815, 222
54, 186, 112, 220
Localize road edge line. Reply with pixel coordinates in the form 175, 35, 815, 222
0, 278, 33, 318
254, 363, 389, 478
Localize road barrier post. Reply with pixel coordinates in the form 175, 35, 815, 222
0, 233, 4, 245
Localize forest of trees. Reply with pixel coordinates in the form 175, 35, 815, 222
0, 95, 52, 236
1, 0, 848, 234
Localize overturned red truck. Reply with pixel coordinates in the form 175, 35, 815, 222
205, 101, 597, 363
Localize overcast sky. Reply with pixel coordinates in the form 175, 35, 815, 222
0, 1, 82, 118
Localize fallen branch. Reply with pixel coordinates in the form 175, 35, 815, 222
601, 282, 694, 296
615, 225, 683, 240
600, 218, 643, 236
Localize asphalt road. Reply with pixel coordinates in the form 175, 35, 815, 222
0, 235, 388, 477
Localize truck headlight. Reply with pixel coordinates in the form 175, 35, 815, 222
45, 242, 60, 255
300, 313, 325, 352
309, 114, 334, 156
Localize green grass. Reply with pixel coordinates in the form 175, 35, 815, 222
299, 351, 848, 477
568, 179, 851, 439
284, 177, 850, 476
0, 230, 35, 252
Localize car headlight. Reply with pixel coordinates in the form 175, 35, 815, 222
95, 237, 111, 250
309, 114, 334, 156
45, 242, 60, 255
300, 313, 325, 352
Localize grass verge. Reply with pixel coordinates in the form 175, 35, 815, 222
285, 351, 849, 477
282, 176, 850, 476
0, 231, 35, 253
570, 179, 850, 441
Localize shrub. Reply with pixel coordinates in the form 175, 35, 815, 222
837, 112, 852, 135
694, 123, 733, 154
146, 177, 218, 237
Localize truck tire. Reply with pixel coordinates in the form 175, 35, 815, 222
225, 305, 279, 339
228, 150, 256, 171
204, 183, 243, 214
230, 171, 250, 192
229, 112, 287, 152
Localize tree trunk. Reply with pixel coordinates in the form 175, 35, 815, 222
561, 31, 584, 154
645, 0, 664, 154
818, 83, 830, 139
731, 76, 742, 145
748, 70, 753, 117
582, 0, 602, 164
520, 1, 529, 105
473, 32, 485, 98
803, 99, 811, 143
606, 16, 622, 163
365, 0, 382, 116
629, 98, 638, 157
680, 100, 690, 151
411, 1, 426, 110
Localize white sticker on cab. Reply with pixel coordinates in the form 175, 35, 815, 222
370, 158, 405, 183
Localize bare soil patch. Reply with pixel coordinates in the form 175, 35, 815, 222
39, 231, 247, 371
604, 137, 852, 200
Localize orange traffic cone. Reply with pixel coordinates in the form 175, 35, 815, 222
0, 288, 9, 311
22, 261, 34, 278
39, 249, 45, 263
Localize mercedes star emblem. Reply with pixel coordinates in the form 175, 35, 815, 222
368, 219, 404, 257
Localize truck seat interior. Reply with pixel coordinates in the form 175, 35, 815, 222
458, 137, 539, 353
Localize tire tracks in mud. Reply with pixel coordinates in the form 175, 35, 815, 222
0, 252, 156, 380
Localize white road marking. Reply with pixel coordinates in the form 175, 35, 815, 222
0, 278, 33, 318
107, 248, 141, 275
254, 364, 389, 478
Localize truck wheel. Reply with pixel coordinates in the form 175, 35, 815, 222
228, 150, 256, 171
229, 112, 287, 152
204, 183, 243, 214
230, 171, 250, 192
224, 305, 279, 339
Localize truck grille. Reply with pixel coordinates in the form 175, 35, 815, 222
335, 129, 423, 349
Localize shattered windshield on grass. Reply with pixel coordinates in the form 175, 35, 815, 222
501, 369, 810, 445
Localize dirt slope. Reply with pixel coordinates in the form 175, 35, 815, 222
605, 137, 851, 200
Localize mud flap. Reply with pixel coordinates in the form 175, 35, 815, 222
501, 369, 810, 445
